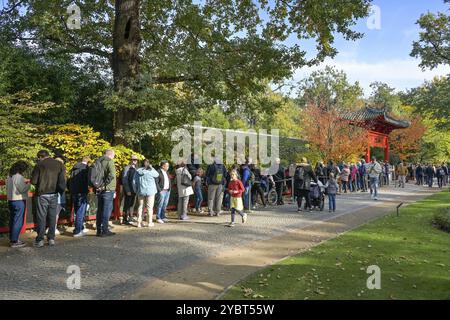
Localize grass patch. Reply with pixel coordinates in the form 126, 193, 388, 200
222, 191, 450, 300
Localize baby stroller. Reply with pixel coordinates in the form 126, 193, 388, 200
307, 181, 325, 211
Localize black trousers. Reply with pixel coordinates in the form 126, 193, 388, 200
36, 193, 58, 242
123, 193, 136, 219
275, 181, 284, 204
296, 189, 311, 210
251, 183, 266, 206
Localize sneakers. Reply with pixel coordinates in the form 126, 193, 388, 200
34, 240, 44, 248
48, 239, 56, 246
297, 208, 303, 212
156, 219, 165, 224
82, 229, 89, 234
228, 222, 236, 227
242, 213, 248, 224
73, 232, 84, 238
180, 216, 189, 221
10, 241, 26, 248
137, 223, 142, 228
147, 222, 155, 228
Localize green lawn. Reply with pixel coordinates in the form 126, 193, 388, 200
223, 191, 450, 300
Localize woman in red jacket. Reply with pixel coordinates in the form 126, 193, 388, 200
228, 170, 248, 227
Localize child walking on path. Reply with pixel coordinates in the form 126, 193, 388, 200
228, 170, 247, 227
325, 173, 338, 212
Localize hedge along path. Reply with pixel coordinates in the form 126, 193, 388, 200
128, 187, 441, 300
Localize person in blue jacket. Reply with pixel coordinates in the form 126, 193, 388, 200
133, 159, 160, 228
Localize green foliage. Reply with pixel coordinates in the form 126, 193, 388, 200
411, 1, 450, 69
369, 82, 403, 114
42, 124, 144, 175
297, 66, 364, 111
403, 76, 450, 130
432, 207, 450, 233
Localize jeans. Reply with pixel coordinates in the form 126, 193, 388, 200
342, 181, 349, 193
194, 187, 203, 210
369, 177, 379, 198
437, 176, 443, 188
328, 194, 336, 211
73, 193, 88, 234
243, 185, 251, 210
156, 190, 170, 220
8, 200, 26, 243
123, 192, 136, 221
398, 176, 406, 188
96, 191, 114, 234
36, 193, 58, 242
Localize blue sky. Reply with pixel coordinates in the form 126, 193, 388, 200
292, 0, 450, 95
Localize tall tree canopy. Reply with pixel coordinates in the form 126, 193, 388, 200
411, 0, 450, 69
0, 0, 371, 146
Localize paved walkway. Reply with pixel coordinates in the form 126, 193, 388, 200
0, 183, 440, 299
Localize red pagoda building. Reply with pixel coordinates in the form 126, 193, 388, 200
344, 106, 410, 162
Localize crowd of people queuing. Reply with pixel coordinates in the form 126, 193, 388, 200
5, 149, 449, 248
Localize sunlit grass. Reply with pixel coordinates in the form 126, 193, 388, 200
223, 191, 450, 300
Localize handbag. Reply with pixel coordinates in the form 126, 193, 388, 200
181, 168, 192, 187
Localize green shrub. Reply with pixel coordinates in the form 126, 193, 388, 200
432, 207, 450, 233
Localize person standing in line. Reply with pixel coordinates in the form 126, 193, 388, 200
69, 156, 91, 237
436, 165, 445, 189
192, 168, 205, 214
425, 163, 435, 188
273, 158, 285, 205
155, 160, 172, 224
176, 161, 193, 221
121, 155, 139, 225
31, 150, 66, 247
227, 170, 247, 227
324, 173, 338, 212
250, 162, 267, 209
205, 158, 227, 217
6, 161, 31, 248
396, 161, 408, 188
367, 157, 382, 201
134, 159, 160, 228
294, 157, 317, 212
94, 149, 117, 237
340, 164, 350, 193
240, 161, 252, 212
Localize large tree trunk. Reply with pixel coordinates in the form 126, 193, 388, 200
112, 0, 141, 146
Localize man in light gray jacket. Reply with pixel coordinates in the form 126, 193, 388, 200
367, 157, 382, 200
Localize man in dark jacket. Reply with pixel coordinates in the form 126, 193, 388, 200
31, 150, 66, 247
294, 157, 317, 212
250, 163, 267, 209
121, 155, 139, 225
155, 160, 172, 223
69, 156, 90, 237
425, 164, 435, 187
273, 158, 285, 205
96, 149, 116, 237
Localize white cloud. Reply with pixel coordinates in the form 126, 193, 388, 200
292, 58, 450, 96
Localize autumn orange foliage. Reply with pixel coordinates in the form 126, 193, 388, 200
389, 117, 427, 161
301, 104, 367, 162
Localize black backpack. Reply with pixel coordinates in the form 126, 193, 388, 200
89, 158, 106, 190
295, 166, 305, 183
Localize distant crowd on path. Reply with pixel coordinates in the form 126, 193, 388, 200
5, 148, 449, 249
